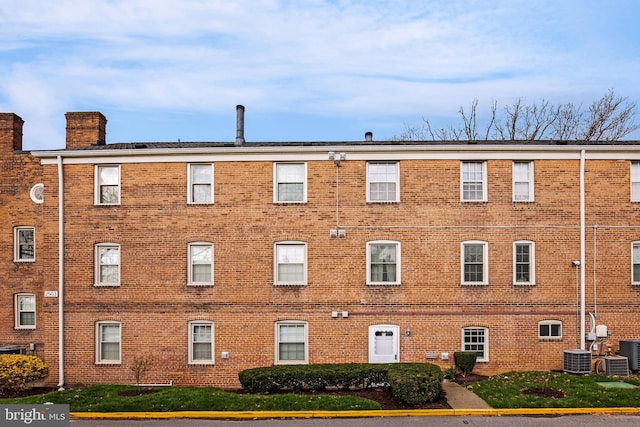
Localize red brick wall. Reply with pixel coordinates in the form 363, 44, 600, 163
36, 154, 636, 388
0, 114, 46, 362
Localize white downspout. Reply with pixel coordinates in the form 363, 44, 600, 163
580, 149, 586, 350
57, 155, 65, 389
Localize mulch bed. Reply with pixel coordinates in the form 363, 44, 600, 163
0, 387, 57, 399
520, 387, 565, 399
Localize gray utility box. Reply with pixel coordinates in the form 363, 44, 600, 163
604, 356, 629, 376
563, 349, 591, 374
619, 340, 640, 371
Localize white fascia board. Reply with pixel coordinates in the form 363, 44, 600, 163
33, 143, 640, 165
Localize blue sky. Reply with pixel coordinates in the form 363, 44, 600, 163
1, 0, 639, 149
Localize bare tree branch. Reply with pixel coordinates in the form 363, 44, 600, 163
391, 90, 639, 142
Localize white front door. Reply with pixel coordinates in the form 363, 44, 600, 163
368, 324, 399, 363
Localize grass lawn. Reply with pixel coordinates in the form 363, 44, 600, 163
466, 371, 640, 408
4, 371, 640, 411
0, 385, 381, 412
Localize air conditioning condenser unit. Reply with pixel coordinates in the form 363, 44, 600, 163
563, 349, 591, 374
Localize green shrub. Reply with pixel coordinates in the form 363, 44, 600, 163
0, 354, 49, 391
453, 351, 477, 377
239, 362, 442, 405
387, 363, 443, 405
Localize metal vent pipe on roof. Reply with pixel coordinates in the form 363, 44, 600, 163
365, 131, 373, 142
235, 105, 245, 146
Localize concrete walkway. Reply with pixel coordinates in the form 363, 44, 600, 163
442, 380, 492, 409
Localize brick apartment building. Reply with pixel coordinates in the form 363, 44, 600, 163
2, 107, 640, 388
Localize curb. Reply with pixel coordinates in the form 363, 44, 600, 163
70, 407, 640, 419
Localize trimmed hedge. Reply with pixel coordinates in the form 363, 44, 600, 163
239, 362, 443, 405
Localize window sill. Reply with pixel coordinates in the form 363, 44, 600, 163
14, 326, 36, 330
95, 362, 121, 366
461, 283, 488, 287
274, 283, 307, 287
187, 283, 215, 287
273, 202, 307, 206
366, 201, 399, 205
514, 282, 536, 286
188, 362, 215, 366
13, 259, 36, 263
94, 284, 120, 287
366, 282, 401, 286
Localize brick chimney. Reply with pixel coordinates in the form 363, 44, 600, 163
65, 112, 107, 149
0, 113, 24, 151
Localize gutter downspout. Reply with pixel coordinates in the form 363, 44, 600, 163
580, 149, 586, 350
57, 155, 65, 389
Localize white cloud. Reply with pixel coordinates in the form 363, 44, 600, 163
0, 0, 638, 148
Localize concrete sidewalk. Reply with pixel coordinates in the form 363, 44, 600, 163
442, 380, 492, 409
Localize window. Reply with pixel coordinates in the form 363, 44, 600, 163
461, 161, 487, 202
632, 162, 640, 202
538, 320, 562, 339
188, 243, 213, 286
461, 241, 488, 285
95, 165, 120, 205
30, 183, 44, 204
274, 242, 307, 285
513, 161, 534, 202
275, 321, 308, 364
462, 327, 488, 362
274, 163, 306, 202
188, 164, 213, 204
95, 243, 120, 286
14, 227, 35, 262
632, 242, 640, 285
367, 162, 399, 202
514, 241, 535, 285
96, 321, 121, 363
188, 321, 214, 364
367, 241, 401, 285
15, 294, 35, 329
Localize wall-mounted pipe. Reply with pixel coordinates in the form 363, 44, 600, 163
57, 155, 65, 390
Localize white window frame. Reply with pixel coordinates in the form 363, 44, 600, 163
461, 241, 488, 286
188, 242, 214, 286
14, 226, 35, 262
513, 161, 534, 202
273, 162, 307, 203
513, 240, 535, 285
95, 243, 121, 287
95, 165, 121, 205
14, 293, 36, 329
275, 321, 308, 365
188, 321, 215, 365
462, 326, 489, 362
538, 320, 562, 339
30, 183, 44, 204
274, 242, 307, 286
96, 321, 121, 364
367, 240, 401, 285
632, 162, 640, 202
632, 242, 640, 285
366, 162, 400, 202
460, 161, 487, 202
187, 163, 214, 204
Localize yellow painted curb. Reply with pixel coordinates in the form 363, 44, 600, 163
70, 407, 640, 419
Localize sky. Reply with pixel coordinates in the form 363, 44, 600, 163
1, 0, 639, 150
